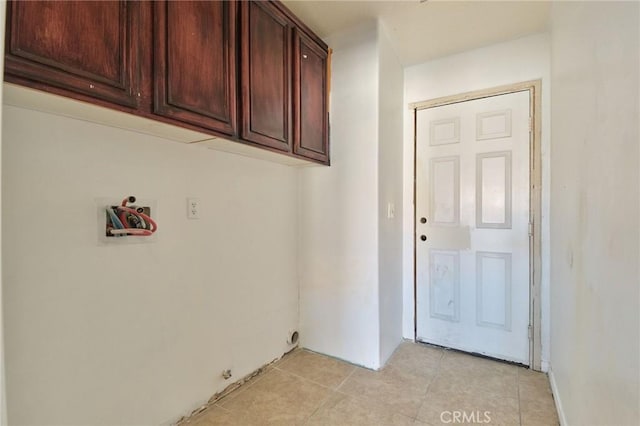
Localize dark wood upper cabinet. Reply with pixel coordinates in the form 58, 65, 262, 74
4, 0, 140, 108
4, 0, 330, 165
240, 1, 292, 152
154, 1, 237, 136
293, 29, 329, 164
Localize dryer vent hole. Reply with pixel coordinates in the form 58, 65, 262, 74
288, 331, 299, 345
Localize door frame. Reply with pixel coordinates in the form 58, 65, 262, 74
410, 80, 543, 370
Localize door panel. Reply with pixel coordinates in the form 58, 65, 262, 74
476, 151, 512, 228
5, 0, 139, 107
430, 156, 460, 225
293, 29, 329, 163
240, 1, 291, 151
416, 90, 531, 364
154, 0, 237, 135
430, 249, 460, 322
476, 251, 512, 330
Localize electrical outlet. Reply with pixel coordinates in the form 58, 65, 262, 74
187, 198, 200, 219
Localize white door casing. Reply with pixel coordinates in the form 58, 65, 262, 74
415, 90, 531, 364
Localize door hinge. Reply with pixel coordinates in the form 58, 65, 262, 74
528, 325, 532, 340
528, 222, 533, 236
528, 116, 533, 132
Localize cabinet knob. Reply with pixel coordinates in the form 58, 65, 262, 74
302, 54, 308, 59
420, 235, 427, 241
420, 217, 427, 224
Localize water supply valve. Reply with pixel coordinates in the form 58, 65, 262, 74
105, 195, 157, 237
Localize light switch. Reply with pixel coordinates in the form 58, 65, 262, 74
387, 202, 395, 219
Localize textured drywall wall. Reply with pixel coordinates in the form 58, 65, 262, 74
2, 105, 299, 425
298, 22, 382, 369
378, 21, 405, 366
549, 2, 639, 424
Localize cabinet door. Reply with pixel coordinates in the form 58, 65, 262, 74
5, 0, 140, 107
154, 1, 237, 136
240, 1, 291, 152
293, 30, 329, 164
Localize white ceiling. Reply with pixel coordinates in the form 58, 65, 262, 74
283, 0, 551, 66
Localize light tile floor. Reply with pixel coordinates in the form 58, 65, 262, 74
184, 341, 559, 426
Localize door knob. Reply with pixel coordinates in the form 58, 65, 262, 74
420, 235, 427, 241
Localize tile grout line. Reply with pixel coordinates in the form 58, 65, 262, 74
300, 385, 336, 426
332, 380, 421, 422
517, 370, 523, 426
334, 366, 357, 392
423, 348, 446, 394
273, 361, 364, 425
213, 404, 230, 412
297, 366, 358, 425
333, 358, 437, 422
414, 349, 446, 423
273, 364, 355, 392
420, 349, 527, 424
215, 365, 325, 424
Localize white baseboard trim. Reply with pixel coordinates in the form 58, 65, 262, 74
548, 367, 568, 426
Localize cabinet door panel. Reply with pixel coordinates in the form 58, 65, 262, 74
5, 0, 139, 107
293, 30, 329, 163
154, 0, 236, 135
240, 1, 291, 151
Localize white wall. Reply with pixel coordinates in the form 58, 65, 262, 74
2, 105, 299, 425
0, 2, 6, 424
402, 33, 552, 368
549, 2, 639, 425
377, 21, 405, 365
298, 22, 382, 369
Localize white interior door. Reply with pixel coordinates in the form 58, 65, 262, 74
415, 91, 531, 364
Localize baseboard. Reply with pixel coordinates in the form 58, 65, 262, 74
548, 367, 568, 426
